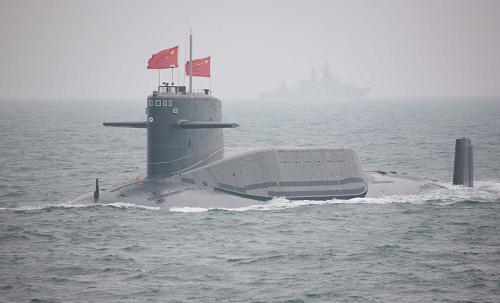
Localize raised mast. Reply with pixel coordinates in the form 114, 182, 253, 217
189, 28, 193, 93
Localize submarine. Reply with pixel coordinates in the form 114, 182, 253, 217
72, 34, 473, 209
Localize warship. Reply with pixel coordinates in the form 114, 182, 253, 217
72, 34, 473, 209
259, 65, 370, 101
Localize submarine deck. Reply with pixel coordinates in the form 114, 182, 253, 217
71, 147, 442, 209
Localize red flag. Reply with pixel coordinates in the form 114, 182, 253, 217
147, 46, 178, 69
185, 56, 211, 77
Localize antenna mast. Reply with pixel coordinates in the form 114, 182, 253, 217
189, 28, 193, 93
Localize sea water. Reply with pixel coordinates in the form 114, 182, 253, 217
0, 97, 499, 302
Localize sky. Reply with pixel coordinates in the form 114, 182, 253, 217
0, 0, 499, 100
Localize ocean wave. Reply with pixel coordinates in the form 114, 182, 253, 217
424, 180, 500, 205
0, 203, 92, 212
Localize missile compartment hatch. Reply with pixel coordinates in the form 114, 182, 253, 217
176, 148, 368, 201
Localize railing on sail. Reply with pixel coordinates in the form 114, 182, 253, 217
153, 84, 210, 96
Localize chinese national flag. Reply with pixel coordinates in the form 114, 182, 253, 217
147, 46, 178, 69
185, 56, 211, 77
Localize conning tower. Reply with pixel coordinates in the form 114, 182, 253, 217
104, 86, 238, 178
146, 86, 238, 178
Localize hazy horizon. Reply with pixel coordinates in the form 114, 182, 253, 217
1, 0, 499, 100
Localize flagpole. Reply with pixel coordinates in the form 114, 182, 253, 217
183, 0, 190, 86
158, 69, 160, 87
171, 66, 174, 85
189, 28, 193, 94
210, 56, 212, 94
210, 73, 212, 95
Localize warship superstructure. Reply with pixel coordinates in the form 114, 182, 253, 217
72, 34, 473, 209
260, 65, 369, 101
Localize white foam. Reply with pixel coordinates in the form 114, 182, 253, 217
0, 203, 93, 212
169, 207, 210, 213
424, 180, 500, 205
229, 197, 335, 211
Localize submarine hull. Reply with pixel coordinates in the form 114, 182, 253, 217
72, 148, 442, 209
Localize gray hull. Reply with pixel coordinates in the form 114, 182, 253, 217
72, 147, 442, 209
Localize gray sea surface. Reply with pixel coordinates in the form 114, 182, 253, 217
0, 96, 499, 302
